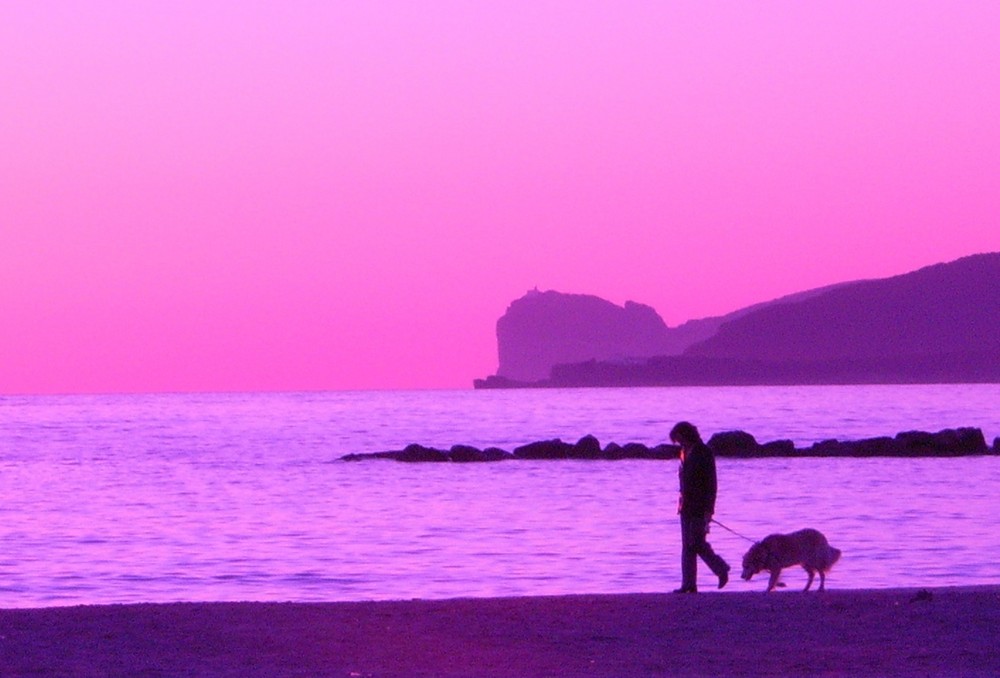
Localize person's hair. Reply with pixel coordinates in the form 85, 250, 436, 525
670, 421, 702, 446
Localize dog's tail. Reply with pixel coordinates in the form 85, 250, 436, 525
825, 546, 842, 570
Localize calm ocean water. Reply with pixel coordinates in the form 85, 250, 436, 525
1, 384, 998, 608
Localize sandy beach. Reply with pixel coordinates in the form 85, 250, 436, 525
1, 586, 997, 677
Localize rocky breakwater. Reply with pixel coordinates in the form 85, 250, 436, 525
339, 427, 998, 462
339, 436, 679, 463
705, 427, 994, 458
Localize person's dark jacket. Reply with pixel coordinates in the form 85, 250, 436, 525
678, 442, 718, 517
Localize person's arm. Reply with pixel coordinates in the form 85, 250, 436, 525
704, 454, 718, 518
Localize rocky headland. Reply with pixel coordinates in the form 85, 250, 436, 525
340, 427, 999, 462
475, 253, 1000, 387
490, 290, 683, 384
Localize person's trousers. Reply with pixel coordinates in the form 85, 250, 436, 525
679, 514, 729, 589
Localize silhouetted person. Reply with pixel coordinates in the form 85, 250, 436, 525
671, 421, 730, 593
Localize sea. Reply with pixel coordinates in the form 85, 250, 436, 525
1, 384, 998, 608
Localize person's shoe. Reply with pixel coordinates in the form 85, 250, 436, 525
718, 564, 730, 589
672, 586, 697, 594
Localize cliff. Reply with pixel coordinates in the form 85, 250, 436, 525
493, 290, 683, 383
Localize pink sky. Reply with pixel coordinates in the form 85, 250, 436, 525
2, 2, 999, 393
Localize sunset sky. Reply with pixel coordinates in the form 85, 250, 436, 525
3, 2, 999, 393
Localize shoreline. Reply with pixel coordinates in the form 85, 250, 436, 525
3, 586, 998, 676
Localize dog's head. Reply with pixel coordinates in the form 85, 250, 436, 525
741, 542, 769, 581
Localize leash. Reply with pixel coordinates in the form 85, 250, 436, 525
711, 518, 758, 543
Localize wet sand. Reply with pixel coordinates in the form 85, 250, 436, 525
2, 586, 998, 677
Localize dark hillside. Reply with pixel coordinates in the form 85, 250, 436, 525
685, 253, 1000, 364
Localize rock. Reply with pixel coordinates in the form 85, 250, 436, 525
602, 442, 626, 460
472, 375, 537, 389
808, 439, 845, 456
482, 447, 512, 461
620, 442, 653, 459
846, 436, 900, 457
341, 426, 996, 462
759, 439, 796, 457
449, 445, 490, 462
707, 430, 759, 457
604, 442, 659, 459
937, 427, 988, 455
573, 434, 602, 459
397, 443, 449, 462
340, 449, 407, 461
512, 439, 575, 460
894, 430, 940, 456
897, 428, 988, 456
649, 443, 680, 459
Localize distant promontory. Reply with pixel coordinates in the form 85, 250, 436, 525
475, 253, 1000, 388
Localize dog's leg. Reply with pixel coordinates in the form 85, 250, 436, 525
766, 569, 781, 592
803, 568, 815, 592
818, 570, 826, 592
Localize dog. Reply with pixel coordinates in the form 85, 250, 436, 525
741, 528, 841, 592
